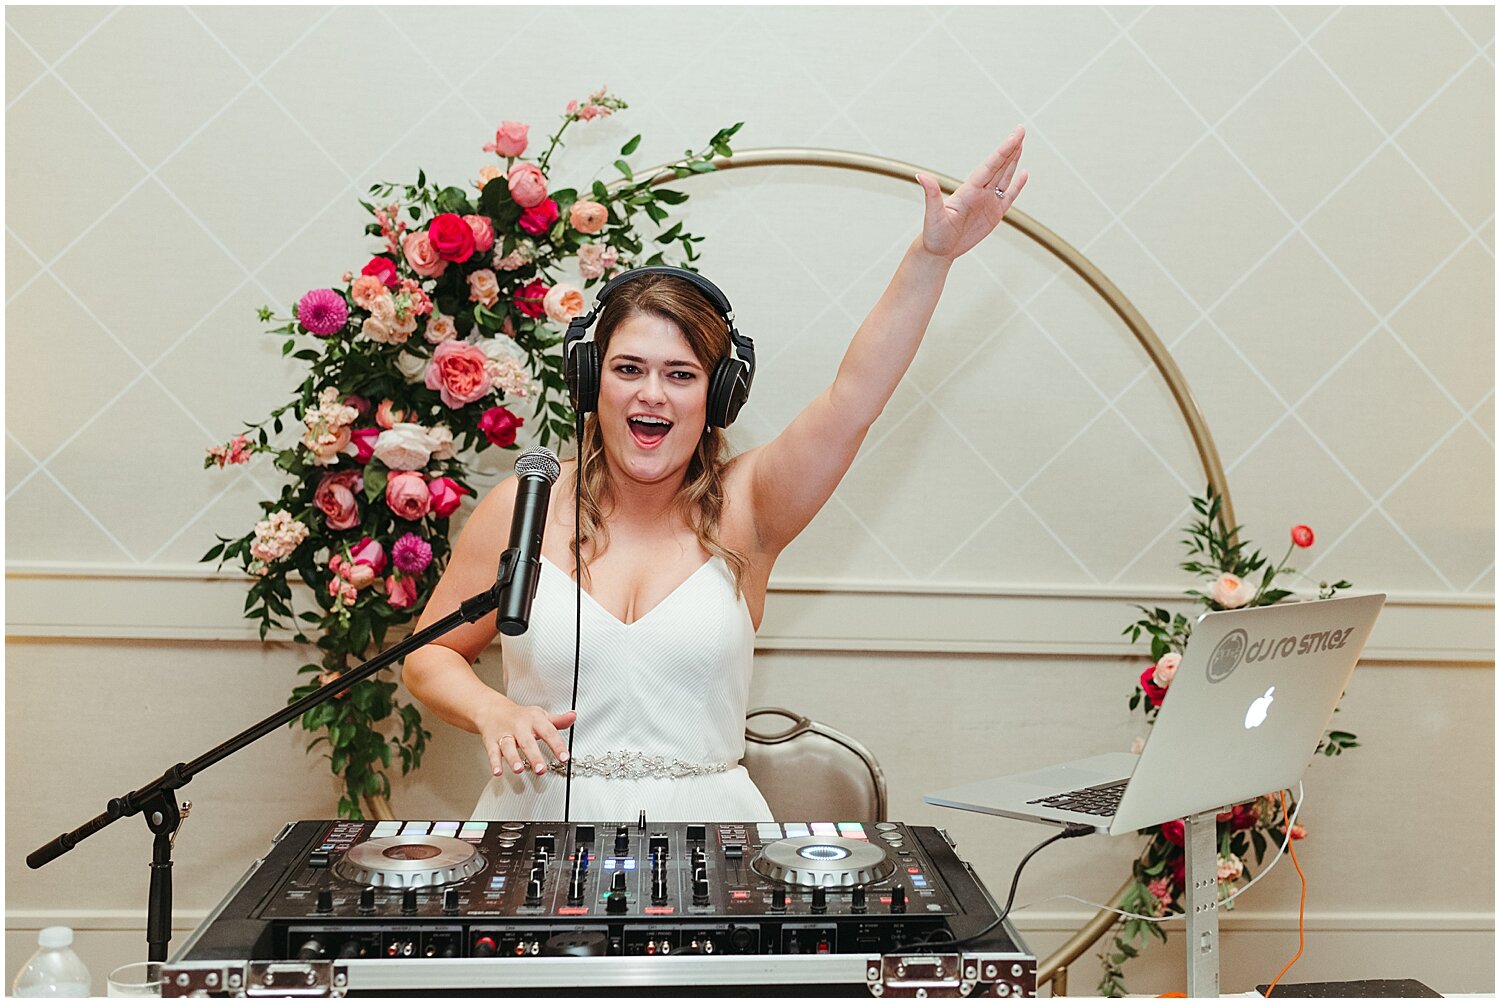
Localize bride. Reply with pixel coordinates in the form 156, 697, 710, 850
403, 128, 1029, 820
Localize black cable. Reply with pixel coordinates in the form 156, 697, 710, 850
563, 409, 584, 825
893, 823, 1093, 954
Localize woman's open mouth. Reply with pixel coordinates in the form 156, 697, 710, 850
627, 416, 673, 448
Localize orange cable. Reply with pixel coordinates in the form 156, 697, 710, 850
1262, 789, 1306, 997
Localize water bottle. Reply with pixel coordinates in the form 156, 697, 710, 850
12, 926, 92, 997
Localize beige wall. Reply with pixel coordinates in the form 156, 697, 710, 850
6, 4, 1493, 995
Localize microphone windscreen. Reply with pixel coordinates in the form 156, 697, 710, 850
514, 446, 561, 484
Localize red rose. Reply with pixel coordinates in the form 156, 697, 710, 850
513, 280, 549, 319
1160, 819, 1184, 846
1291, 524, 1315, 548
479, 406, 524, 448
1139, 665, 1168, 708
518, 197, 559, 236
361, 256, 399, 287
427, 213, 476, 263
1231, 802, 1259, 830
428, 476, 468, 518
1169, 853, 1185, 890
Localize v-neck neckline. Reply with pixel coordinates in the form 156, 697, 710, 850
541, 554, 717, 628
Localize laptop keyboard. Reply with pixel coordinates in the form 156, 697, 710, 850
1027, 778, 1129, 816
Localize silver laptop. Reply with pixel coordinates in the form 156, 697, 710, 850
925, 593, 1386, 835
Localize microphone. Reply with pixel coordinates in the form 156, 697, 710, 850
496, 446, 561, 636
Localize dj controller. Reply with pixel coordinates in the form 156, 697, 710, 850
164, 818, 1035, 997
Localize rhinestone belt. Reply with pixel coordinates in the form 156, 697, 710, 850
547, 750, 734, 780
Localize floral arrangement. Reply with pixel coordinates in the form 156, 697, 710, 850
1097, 488, 1355, 996
202, 90, 744, 817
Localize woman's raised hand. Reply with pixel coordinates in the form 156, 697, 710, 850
914, 125, 1029, 261
478, 694, 576, 776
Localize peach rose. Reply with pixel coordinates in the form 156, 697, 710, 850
304, 423, 351, 465
359, 314, 397, 344
424, 312, 458, 344
368, 293, 397, 323
424, 339, 493, 408
385, 471, 431, 521
1209, 572, 1256, 609
507, 162, 548, 208
375, 400, 405, 430
350, 274, 389, 311
402, 230, 448, 279
468, 268, 500, 308
1152, 651, 1182, 688
568, 199, 608, 234
543, 283, 585, 324
464, 214, 496, 253
577, 242, 618, 280
476, 165, 502, 190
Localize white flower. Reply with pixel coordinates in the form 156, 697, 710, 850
395, 350, 428, 384
372, 423, 440, 471
1217, 853, 1244, 882
429, 424, 456, 460
1152, 651, 1182, 688
1209, 572, 1256, 609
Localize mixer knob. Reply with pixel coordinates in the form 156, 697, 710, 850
692, 847, 707, 869
612, 871, 626, 893
851, 886, 868, 914
358, 886, 375, 915
771, 886, 787, 912
472, 936, 497, 958
525, 878, 543, 907
692, 867, 710, 905
530, 864, 546, 885
606, 890, 628, 914
568, 873, 585, 906
442, 887, 459, 915
401, 888, 418, 915
315, 890, 333, 914
890, 883, 907, 914
614, 825, 629, 854
811, 886, 828, 914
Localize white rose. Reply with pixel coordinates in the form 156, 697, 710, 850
471, 334, 528, 366
1209, 572, 1256, 609
395, 351, 428, 384
372, 423, 439, 471
429, 424, 456, 460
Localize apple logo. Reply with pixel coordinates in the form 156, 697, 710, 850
1244, 686, 1276, 729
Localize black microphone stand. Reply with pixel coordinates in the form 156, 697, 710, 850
26, 567, 518, 963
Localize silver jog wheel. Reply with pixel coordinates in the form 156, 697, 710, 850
751, 835, 895, 889
333, 835, 485, 888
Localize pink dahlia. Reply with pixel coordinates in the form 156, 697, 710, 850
391, 532, 433, 574
298, 288, 349, 336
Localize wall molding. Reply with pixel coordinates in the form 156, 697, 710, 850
6, 562, 1493, 664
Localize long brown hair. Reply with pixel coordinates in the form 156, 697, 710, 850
571, 273, 749, 593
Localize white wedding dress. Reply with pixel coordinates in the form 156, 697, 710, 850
470, 554, 773, 822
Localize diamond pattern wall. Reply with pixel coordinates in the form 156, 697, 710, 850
5, 6, 1493, 597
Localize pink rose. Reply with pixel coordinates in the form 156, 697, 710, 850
401, 230, 448, 279
1291, 524, 1315, 548
428, 213, 476, 263
506, 162, 549, 208
518, 198, 559, 236
386, 573, 419, 610
424, 312, 458, 344
513, 279, 548, 319
428, 476, 468, 518
478, 405, 523, 448
467, 268, 500, 308
361, 256, 399, 287
577, 243, 618, 280
1152, 651, 1182, 688
385, 471, 431, 521
484, 121, 529, 158
349, 536, 387, 575
542, 283, 585, 324
351, 274, 389, 310
464, 214, 496, 253
375, 400, 406, 430
1209, 572, 1256, 609
424, 340, 493, 409
350, 426, 379, 464
568, 199, 608, 235
1146, 876, 1172, 914
314, 470, 362, 531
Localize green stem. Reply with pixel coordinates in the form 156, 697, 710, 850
1251, 540, 1295, 605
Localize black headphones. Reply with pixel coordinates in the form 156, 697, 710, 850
562, 266, 756, 429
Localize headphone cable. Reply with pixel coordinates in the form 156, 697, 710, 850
563, 409, 584, 826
